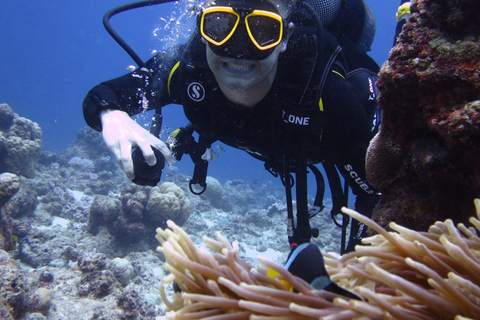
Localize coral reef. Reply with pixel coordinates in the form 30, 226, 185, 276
366, 0, 480, 230
34, 126, 123, 197
87, 182, 191, 240
0, 123, 326, 318
156, 201, 480, 319
0, 104, 42, 178
146, 182, 191, 226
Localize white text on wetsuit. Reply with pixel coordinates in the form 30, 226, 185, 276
282, 110, 310, 125
344, 164, 374, 194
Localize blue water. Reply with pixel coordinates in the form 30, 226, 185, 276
0, 0, 398, 186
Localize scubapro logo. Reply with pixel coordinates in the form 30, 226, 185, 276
187, 82, 205, 102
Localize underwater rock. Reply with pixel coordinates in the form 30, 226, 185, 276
0, 254, 27, 319
38, 270, 54, 283
77, 251, 107, 273
23, 313, 46, 320
30, 288, 51, 315
77, 269, 121, 299
108, 257, 134, 287
366, 0, 480, 230
77, 251, 121, 298
0, 104, 42, 178
3, 187, 38, 220
17, 228, 76, 268
116, 288, 156, 319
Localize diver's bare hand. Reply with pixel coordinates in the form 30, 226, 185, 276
100, 110, 174, 180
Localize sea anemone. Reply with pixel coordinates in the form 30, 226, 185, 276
156, 199, 480, 319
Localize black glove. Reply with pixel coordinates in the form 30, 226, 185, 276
285, 243, 361, 300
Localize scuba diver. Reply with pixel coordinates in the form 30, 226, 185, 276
83, 0, 390, 294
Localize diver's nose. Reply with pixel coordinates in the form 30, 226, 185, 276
226, 25, 251, 59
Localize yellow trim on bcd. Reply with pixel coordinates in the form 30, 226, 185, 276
168, 61, 181, 96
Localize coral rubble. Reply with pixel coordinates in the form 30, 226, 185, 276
366, 0, 480, 230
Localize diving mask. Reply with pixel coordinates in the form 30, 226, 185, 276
198, 2, 285, 60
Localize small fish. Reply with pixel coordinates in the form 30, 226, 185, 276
216, 145, 225, 152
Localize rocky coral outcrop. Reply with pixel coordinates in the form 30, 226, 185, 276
201, 176, 228, 209
0, 249, 53, 319
0, 104, 42, 178
0, 172, 20, 208
76, 251, 121, 298
0, 173, 20, 251
146, 182, 191, 226
87, 182, 191, 241
366, 0, 480, 230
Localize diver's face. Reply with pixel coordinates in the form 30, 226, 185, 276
206, 40, 286, 92
201, 0, 290, 93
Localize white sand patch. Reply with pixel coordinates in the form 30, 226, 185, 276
52, 216, 70, 228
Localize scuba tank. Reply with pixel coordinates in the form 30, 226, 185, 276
304, 0, 376, 53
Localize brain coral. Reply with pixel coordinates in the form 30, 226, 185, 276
145, 182, 190, 227
366, 0, 480, 230
0, 104, 42, 178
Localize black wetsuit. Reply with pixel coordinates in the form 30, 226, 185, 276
83, 28, 380, 252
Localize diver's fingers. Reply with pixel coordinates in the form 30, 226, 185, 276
119, 142, 134, 180
109, 144, 122, 165
136, 141, 157, 166
151, 137, 174, 165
